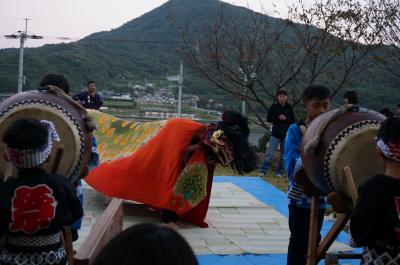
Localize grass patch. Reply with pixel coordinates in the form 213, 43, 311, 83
214, 165, 288, 193
261, 174, 288, 193
214, 165, 258, 176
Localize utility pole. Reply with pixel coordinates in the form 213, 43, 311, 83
177, 61, 183, 117
238, 66, 256, 116
238, 67, 247, 116
17, 18, 27, 93
5, 18, 43, 93
166, 61, 184, 118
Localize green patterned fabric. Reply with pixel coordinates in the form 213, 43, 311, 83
88, 110, 166, 161
174, 163, 208, 206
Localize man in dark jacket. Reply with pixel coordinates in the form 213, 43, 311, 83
73, 81, 103, 110
259, 90, 295, 178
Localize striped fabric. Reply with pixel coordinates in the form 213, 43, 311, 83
288, 182, 305, 200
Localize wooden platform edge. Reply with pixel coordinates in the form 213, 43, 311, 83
73, 198, 124, 265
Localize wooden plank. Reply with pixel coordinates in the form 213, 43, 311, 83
326, 253, 362, 259
316, 213, 350, 262
324, 252, 362, 265
325, 253, 339, 265
74, 198, 124, 265
50, 144, 65, 175
3, 162, 13, 182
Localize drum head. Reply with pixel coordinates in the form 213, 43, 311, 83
0, 91, 91, 182
324, 120, 383, 204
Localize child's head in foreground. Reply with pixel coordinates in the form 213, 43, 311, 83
93, 223, 198, 265
3, 118, 59, 169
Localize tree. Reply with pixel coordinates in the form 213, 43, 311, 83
369, 0, 400, 79
172, 0, 382, 127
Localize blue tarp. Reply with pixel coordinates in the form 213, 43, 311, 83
197, 176, 361, 265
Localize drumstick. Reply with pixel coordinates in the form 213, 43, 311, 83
343, 166, 358, 199
51, 144, 65, 174
3, 162, 13, 182
62, 227, 75, 265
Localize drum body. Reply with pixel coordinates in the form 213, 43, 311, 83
0, 90, 92, 182
301, 108, 386, 203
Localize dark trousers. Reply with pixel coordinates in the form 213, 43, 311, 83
161, 209, 178, 223
287, 204, 325, 265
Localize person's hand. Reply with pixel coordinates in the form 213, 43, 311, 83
302, 182, 321, 197
294, 168, 321, 197
278, 114, 286, 121
299, 125, 306, 135
327, 191, 353, 213
294, 168, 307, 185
78, 165, 89, 180
344, 104, 354, 110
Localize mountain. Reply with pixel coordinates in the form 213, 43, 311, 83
0, 0, 234, 89
0, 0, 398, 111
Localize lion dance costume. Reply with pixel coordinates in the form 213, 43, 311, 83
85, 110, 257, 227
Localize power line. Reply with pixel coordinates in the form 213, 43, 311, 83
1, 35, 186, 47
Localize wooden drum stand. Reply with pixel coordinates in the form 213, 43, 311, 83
296, 166, 362, 265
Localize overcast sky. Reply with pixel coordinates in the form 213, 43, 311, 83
0, 0, 293, 49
